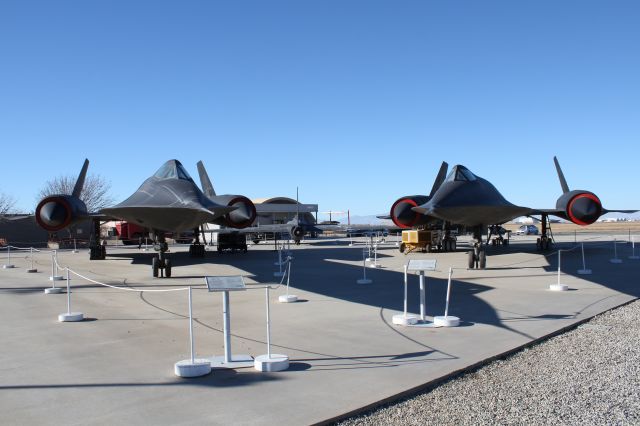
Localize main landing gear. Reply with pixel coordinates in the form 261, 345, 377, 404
536, 214, 554, 251
189, 227, 206, 257
468, 226, 487, 269
151, 233, 172, 278
89, 218, 106, 260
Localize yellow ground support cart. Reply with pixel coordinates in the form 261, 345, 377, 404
399, 229, 456, 254
399, 230, 433, 254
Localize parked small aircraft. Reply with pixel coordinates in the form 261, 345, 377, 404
383, 157, 636, 269
35, 159, 256, 277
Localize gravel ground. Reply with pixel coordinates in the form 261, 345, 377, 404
337, 299, 640, 426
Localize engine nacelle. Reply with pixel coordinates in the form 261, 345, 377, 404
35, 195, 88, 232
556, 190, 602, 226
211, 195, 257, 229
390, 195, 431, 229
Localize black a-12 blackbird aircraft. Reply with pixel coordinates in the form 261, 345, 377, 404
384, 157, 636, 269
35, 159, 257, 277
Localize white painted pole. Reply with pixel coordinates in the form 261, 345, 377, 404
265, 286, 271, 359
7, 245, 10, 264
286, 258, 291, 297
362, 250, 367, 281
419, 271, 426, 321
66, 268, 71, 315
444, 267, 453, 318
223, 291, 231, 363
74, 239, 77, 252
403, 264, 408, 317
557, 250, 561, 286
188, 286, 194, 364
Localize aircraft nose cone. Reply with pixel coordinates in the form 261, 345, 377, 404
40, 201, 67, 227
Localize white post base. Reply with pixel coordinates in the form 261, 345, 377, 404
610, 258, 623, 264
209, 354, 254, 369
273, 271, 285, 278
628, 256, 639, 260
49, 276, 63, 281
434, 316, 460, 327
174, 359, 211, 378
278, 294, 298, 303
392, 314, 418, 326
3, 264, 15, 269
348, 243, 354, 247
45, 287, 64, 294
356, 278, 372, 284
577, 269, 592, 275
368, 263, 381, 268
27, 268, 38, 273
549, 284, 569, 291
254, 354, 289, 372
365, 257, 373, 262
58, 312, 84, 322
72, 250, 79, 254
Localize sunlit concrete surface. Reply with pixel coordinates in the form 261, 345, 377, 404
0, 232, 637, 425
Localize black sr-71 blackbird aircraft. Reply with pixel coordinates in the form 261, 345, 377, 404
384, 157, 636, 269
35, 159, 257, 277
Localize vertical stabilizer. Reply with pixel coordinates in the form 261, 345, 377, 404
196, 161, 216, 198
553, 156, 570, 194
72, 159, 90, 198
429, 161, 449, 198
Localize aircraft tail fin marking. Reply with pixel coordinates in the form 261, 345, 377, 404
72, 159, 90, 198
196, 161, 216, 198
554, 156, 570, 194
429, 161, 449, 198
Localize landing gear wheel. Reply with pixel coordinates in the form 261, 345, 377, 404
165, 258, 172, 278
152, 257, 159, 278
399, 243, 406, 253
479, 250, 487, 269
468, 251, 475, 269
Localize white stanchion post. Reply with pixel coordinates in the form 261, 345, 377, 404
3, 245, 15, 268
395, 232, 400, 248
46, 251, 63, 293
610, 238, 622, 264
419, 271, 426, 321
393, 264, 417, 325
550, 250, 569, 291
629, 236, 639, 260
369, 244, 381, 268
349, 233, 353, 247
434, 267, 460, 327
58, 268, 83, 321
357, 249, 372, 284
279, 257, 298, 303
175, 286, 212, 377
255, 286, 289, 372
27, 247, 37, 273
72, 238, 78, 253
49, 251, 62, 281
274, 248, 284, 277
144, 237, 149, 251
577, 243, 592, 274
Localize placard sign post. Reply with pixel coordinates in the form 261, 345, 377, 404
393, 259, 436, 326
205, 276, 254, 369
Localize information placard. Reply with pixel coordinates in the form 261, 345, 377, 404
205, 276, 246, 292
407, 259, 437, 272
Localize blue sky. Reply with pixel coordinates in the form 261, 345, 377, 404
1, 1, 638, 219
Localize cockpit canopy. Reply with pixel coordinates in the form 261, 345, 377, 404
153, 160, 194, 182
445, 165, 477, 182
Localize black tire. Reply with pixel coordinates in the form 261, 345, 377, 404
536, 238, 541, 250
468, 251, 475, 269
399, 243, 405, 253
152, 257, 159, 278
165, 258, 172, 278
503, 239, 509, 246
479, 250, 487, 269
452, 240, 457, 251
